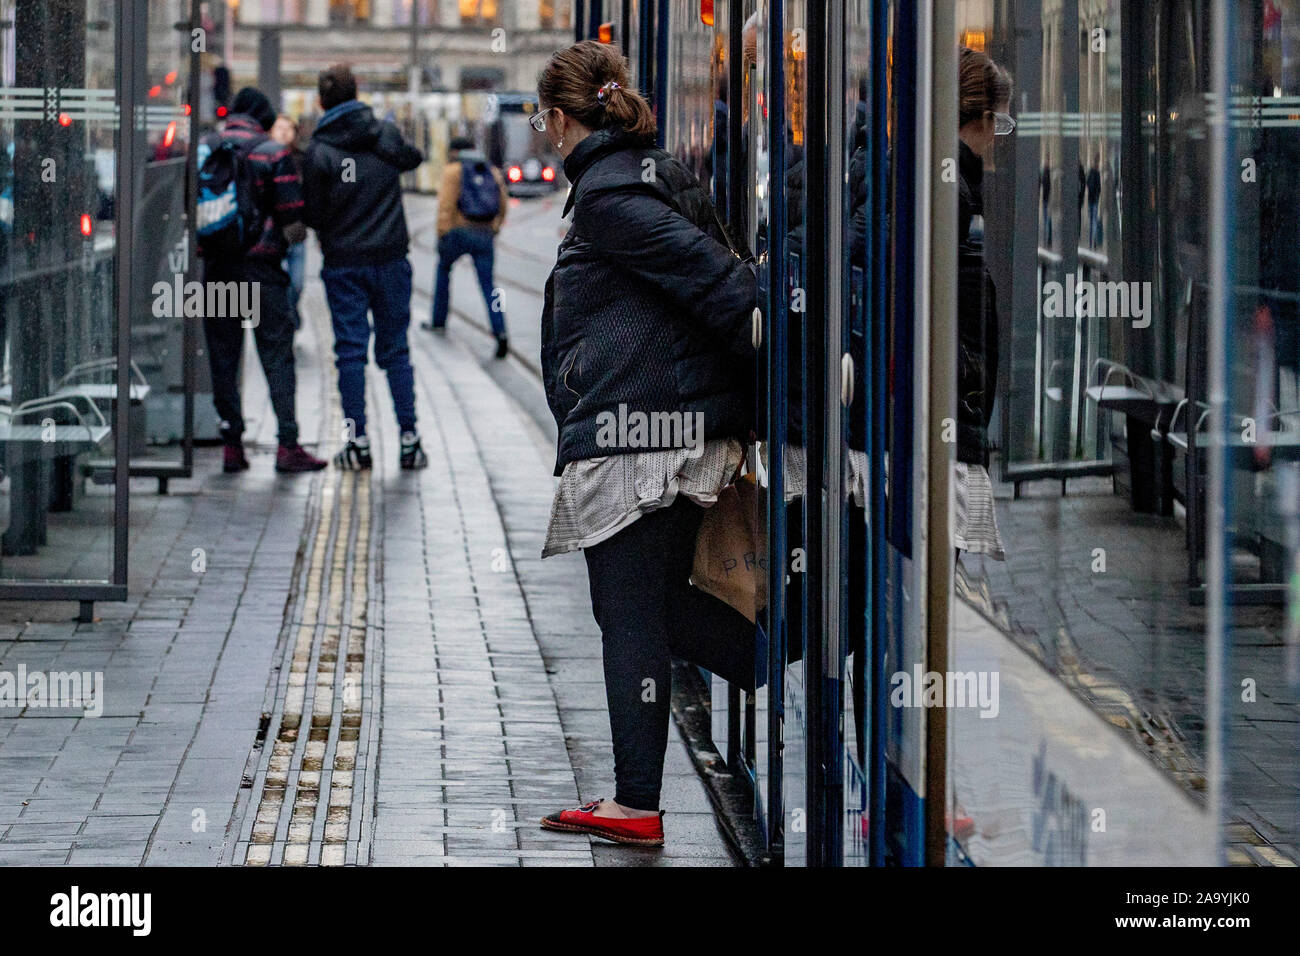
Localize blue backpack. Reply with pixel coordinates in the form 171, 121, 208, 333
196, 139, 264, 258
457, 159, 501, 223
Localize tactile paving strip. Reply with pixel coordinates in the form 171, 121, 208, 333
232, 301, 377, 867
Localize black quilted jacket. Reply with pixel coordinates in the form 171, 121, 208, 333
302, 102, 423, 268
957, 142, 1000, 467
541, 126, 757, 475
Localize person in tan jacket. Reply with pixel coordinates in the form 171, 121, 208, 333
423, 136, 511, 357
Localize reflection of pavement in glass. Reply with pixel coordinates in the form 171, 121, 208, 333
950, 598, 1214, 866
963, 473, 1296, 864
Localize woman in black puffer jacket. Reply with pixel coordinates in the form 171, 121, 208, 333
535, 41, 758, 848
955, 47, 1012, 559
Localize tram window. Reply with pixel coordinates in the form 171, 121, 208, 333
938, 0, 1298, 866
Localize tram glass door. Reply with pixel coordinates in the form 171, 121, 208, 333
839, 0, 882, 868
1220, 0, 1300, 869
935, 0, 1272, 866
759, 0, 814, 866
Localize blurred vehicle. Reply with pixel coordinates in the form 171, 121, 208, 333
483, 92, 563, 197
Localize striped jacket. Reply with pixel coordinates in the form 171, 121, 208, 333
198, 115, 304, 264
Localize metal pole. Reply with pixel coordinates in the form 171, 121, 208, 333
182, 0, 201, 477
409, 0, 420, 119
823, 0, 848, 869
1205, 0, 1236, 868
726, 0, 744, 233
867, 0, 889, 869
766, 0, 788, 864
654, 0, 669, 148
256, 29, 280, 107
115, 0, 146, 592
923, 0, 957, 869
223, 0, 234, 67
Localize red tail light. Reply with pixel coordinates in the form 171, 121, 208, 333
541, 166, 556, 182
700, 0, 715, 26
216, 105, 228, 118
58, 113, 72, 127
507, 166, 523, 183
80, 214, 92, 237
163, 120, 177, 148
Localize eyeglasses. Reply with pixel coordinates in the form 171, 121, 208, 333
530, 107, 556, 133
993, 111, 1017, 135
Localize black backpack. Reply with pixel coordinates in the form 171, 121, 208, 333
457, 159, 501, 223
196, 139, 264, 258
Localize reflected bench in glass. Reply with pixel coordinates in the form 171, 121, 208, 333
0, 358, 152, 405
1085, 358, 1182, 515
0, 395, 112, 454
1161, 398, 1300, 604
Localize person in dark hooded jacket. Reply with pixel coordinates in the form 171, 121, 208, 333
302, 64, 427, 472
198, 86, 326, 475
534, 41, 757, 849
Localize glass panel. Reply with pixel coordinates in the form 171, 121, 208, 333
881, 0, 927, 867
778, 0, 810, 865
0, 0, 121, 586
665, 0, 717, 191
664, 0, 775, 845
746, 0, 781, 851
133, 0, 194, 472
841, 0, 872, 867
1222, 0, 1300, 867
944, 0, 1223, 866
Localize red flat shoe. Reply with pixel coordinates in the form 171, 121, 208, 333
541, 800, 665, 847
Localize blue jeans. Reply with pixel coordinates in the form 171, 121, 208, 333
320, 258, 417, 439
431, 226, 507, 336
284, 242, 306, 328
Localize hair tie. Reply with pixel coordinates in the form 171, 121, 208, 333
596, 80, 622, 105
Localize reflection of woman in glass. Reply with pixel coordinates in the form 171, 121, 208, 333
956, 48, 1012, 560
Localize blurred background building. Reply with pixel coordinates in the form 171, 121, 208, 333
199, 1, 574, 190
212, 1, 572, 99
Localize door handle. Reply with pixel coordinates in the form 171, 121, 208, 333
752, 307, 763, 349
842, 352, 855, 407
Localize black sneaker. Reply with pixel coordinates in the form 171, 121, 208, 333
400, 431, 428, 470
494, 335, 509, 359
335, 439, 372, 470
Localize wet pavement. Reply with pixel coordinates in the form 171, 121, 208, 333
0, 193, 738, 867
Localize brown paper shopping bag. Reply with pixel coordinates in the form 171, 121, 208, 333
690, 472, 768, 624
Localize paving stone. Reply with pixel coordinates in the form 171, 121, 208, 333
0, 199, 737, 870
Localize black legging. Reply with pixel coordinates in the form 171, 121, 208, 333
583, 498, 756, 811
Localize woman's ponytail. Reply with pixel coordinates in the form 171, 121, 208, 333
600, 82, 656, 139
538, 40, 657, 141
